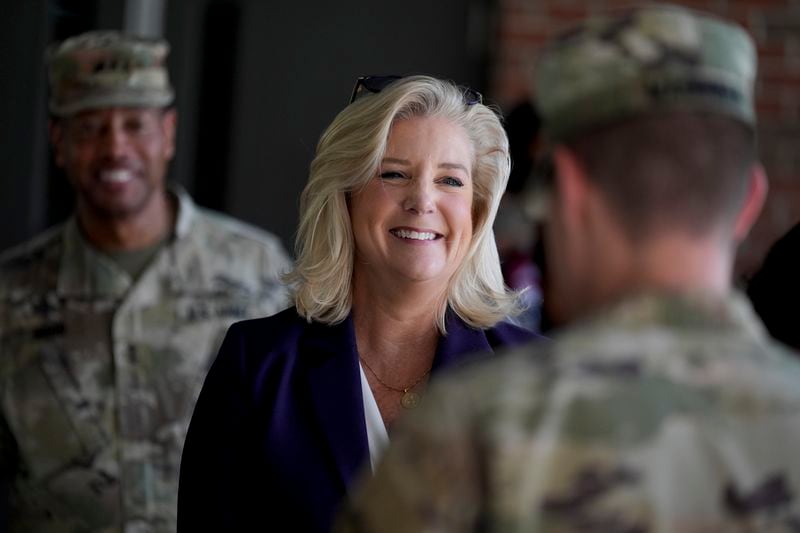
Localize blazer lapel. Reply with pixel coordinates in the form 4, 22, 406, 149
303, 315, 369, 489
300, 311, 493, 489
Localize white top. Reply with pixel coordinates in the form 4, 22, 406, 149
359, 363, 390, 471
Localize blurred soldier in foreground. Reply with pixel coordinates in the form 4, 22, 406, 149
339, 4, 800, 531
0, 31, 290, 532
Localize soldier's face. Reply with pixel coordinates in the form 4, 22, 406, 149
51, 107, 176, 220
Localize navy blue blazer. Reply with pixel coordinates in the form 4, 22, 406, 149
177, 307, 538, 532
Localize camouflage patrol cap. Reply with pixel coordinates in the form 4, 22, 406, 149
47, 31, 174, 117
534, 3, 757, 142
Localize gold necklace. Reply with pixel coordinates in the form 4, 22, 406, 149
359, 356, 431, 409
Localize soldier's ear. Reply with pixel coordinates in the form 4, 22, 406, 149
733, 163, 768, 242
49, 119, 67, 168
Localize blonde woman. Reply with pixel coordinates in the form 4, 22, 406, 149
178, 75, 541, 532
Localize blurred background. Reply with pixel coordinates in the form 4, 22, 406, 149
2, 0, 799, 279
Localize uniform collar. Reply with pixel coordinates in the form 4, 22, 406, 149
172, 184, 196, 239
562, 290, 768, 342
57, 184, 196, 297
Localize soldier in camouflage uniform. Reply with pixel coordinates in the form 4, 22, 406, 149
0, 31, 290, 532
338, 4, 800, 532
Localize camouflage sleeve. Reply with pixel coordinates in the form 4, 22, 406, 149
336, 376, 484, 533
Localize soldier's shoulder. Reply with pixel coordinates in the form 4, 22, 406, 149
740, 336, 800, 401
0, 225, 64, 290
186, 208, 291, 280
0, 226, 63, 267
194, 208, 287, 254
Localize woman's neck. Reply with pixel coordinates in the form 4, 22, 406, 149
352, 275, 444, 427
351, 274, 444, 369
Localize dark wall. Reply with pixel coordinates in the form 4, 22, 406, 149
1, 0, 494, 254
0, 1, 49, 251
227, 0, 492, 250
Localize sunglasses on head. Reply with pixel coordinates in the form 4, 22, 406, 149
348, 75, 483, 106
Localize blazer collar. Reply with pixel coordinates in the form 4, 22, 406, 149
300, 310, 495, 489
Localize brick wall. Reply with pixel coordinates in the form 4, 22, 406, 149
490, 0, 800, 278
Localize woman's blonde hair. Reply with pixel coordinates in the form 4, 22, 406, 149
285, 75, 522, 332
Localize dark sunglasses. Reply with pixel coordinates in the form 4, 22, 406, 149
348, 75, 483, 106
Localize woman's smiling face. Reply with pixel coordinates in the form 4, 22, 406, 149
349, 115, 475, 291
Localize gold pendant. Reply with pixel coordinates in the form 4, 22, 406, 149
401, 390, 420, 409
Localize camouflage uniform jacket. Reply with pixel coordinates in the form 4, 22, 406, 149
0, 187, 291, 532
339, 292, 800, 533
